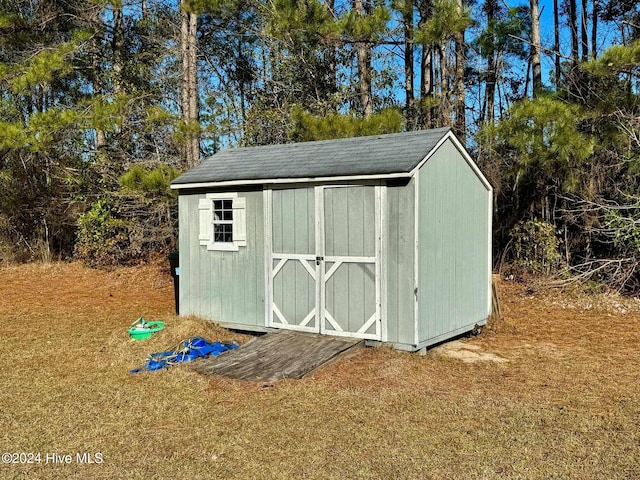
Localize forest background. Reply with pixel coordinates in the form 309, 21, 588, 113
0, 0, 638, 291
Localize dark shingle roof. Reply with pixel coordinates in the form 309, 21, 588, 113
171, 127, 451, 187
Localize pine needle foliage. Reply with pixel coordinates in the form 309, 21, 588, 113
338, 5, 391, 42
266, 0, 337, 40
291, 107, 403, 141
584, 39, 640, 77
415, 0, 471, 45
120, 165, 180, 198
481, 96, 593, 196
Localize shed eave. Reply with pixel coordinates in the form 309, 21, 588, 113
170, 171, 414, 190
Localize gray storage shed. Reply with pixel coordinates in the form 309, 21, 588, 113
170, 127, 492, 351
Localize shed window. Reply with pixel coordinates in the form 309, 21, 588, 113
198, 193, 247, 251
213, 199, 233, 243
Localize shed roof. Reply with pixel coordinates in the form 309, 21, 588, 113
171, 127, 453, 188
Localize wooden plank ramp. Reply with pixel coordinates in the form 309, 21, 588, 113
195, 330, 363, 381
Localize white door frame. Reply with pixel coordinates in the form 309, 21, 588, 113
265, 184, 385, 341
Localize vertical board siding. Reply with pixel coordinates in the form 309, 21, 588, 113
178, 190, 265, 326
272, 188, 315, 255
417, 140, 490, 344
384, 182, 415, 345
179, 194, 194, 315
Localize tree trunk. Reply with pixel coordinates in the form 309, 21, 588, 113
568, 0, 579, 87
180, 0, 199, 168
355, 42, 373, 117
353, 0, 373, 117
438, 43, 449, 126
530, 0, 542, 97
95, 123, 107, 152
591, 0, 598, 59
237, 37, 247, 130
484, 51, 496, 125
482, 0, 497, 126
89, 6, 107, 157
554, 0, 561, 88
327, 0, 338, 98
92, 64, 106, 152
111, 3, 128, 160
188, 10, 198, 164
112, 4, 124, 94
403, 0, 415, 121
420, 46, 433, 128
580, 0, 589, 61
453, 0, 465, 141
418, 0, 433, 128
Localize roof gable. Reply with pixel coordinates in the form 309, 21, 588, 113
171, 127, 452, 188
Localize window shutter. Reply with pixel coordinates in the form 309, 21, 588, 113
233, 196, 247, 246
198, 198, 212, 246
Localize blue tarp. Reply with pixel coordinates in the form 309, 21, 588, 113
131, 337, 238, 373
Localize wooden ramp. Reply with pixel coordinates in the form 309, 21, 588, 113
195, 330, 363, 381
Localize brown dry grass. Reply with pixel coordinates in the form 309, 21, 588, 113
0, 263, 638, 479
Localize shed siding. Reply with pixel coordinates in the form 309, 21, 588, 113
179, 190, 265, 326
385, 181, 416, 345
417, 139, 490, 345
272, 187, 315, 255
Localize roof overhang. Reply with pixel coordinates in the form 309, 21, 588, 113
170, 171, 414, 190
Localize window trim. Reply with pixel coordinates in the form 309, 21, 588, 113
198, 192, 247, 251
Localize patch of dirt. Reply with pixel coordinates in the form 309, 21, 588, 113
430, 339, 509, 363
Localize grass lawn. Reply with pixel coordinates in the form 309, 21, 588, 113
0, 262, 639, 479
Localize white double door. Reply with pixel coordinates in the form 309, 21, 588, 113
267, 185, 382, 340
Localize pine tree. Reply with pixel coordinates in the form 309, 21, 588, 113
480, 97, 594, 238
339, 0, 391, 116
0, 0, 93, 260
415, 0, 470, 128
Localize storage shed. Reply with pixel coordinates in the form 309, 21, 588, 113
170, 127, 492, 351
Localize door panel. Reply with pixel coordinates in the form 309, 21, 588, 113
272, 187, 315, 255
271, 255, 317, 331
322, 186, 380, 340
323, 261, 377, 337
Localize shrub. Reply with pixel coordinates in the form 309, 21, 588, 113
509, 219, 562, 274
74, 199, 130, 266
74, 165, 179, 266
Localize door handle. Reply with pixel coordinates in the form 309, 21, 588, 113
316, 256, 324, 265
